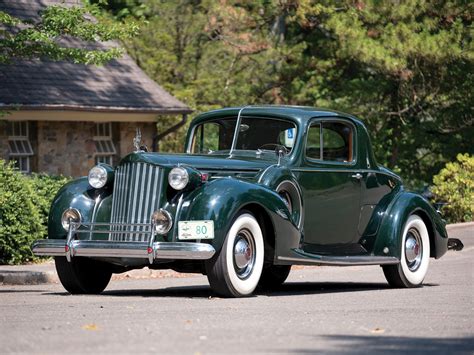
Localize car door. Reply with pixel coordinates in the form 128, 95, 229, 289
295, 119, 364, 255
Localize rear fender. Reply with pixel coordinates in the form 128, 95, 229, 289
374, 191, 448, 259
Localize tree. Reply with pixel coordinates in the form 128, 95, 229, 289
96, 0, 282, 151
0, 2, 138, 65
276, 0, 473, 185
96, 0, 473, 186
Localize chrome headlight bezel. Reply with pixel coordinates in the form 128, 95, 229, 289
151, 209, 173, 234
168, 166, 189, 190
88, 165, 108, 189
61, 208, 82, 231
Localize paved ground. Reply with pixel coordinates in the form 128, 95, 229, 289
0, 224, 472, 354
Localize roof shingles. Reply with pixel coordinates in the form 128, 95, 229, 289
0, 0, 192, 114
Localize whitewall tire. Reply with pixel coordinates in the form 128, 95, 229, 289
206, 212, 264, 297
383, 215, 430, 288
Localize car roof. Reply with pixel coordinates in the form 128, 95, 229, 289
191, 105, 364, 127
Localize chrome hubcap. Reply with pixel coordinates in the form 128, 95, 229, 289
233, 229, 255, 279
405, 228, 422, 271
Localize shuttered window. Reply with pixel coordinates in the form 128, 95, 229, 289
7, 121, 33, 173
94, 122, 116, 165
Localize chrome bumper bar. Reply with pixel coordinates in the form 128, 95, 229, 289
32, 239, 216, 262
34, 221, 215, 264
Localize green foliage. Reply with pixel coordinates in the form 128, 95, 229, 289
95, 1, 472, 188
282, 0, 473, 186
30, 173, 71, 232
0, 160, 42, 264
0, 160, 70, 265
0, 3, 139, 64
432, 154, 474, 223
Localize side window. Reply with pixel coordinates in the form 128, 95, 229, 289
306, 121, 354, 163
193, 122, 220, 153
322, 122, 354, 162
306, 123, 321, 159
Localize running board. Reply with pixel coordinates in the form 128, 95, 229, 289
277, 248, 399, 266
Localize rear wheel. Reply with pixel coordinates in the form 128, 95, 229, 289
55, 256, 112, 294
383, 215, 430, 288
205, 212, 264, 297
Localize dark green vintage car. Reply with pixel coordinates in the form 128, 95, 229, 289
33, 106, 448, 297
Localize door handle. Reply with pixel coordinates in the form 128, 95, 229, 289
351, 173, 363, 180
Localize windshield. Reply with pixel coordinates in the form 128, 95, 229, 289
189, 117, 297, 155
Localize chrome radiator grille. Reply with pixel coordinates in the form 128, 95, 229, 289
110, 163, 163, 241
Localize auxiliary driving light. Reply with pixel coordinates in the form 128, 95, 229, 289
151, 209, 173, 234
61, 208, 82, 231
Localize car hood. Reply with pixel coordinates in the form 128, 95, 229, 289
119, 152, 280, 172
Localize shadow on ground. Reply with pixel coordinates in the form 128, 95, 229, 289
285, 335, 474, 354
44, 281, 438, 298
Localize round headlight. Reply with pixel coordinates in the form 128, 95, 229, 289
61, 208, 82, 231
88, 165, 108, 189
168, 167, 189, 190
151, 209, 173, 234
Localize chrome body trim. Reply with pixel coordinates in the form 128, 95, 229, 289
277, 249, 399, 266
291, 167, 400, 181
32, 239, 216, 261
229, 106, 249, 155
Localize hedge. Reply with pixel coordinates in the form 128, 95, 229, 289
0, 160, 70, 265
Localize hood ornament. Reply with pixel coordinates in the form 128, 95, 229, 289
133, 128, 142, 152
133, 128, 148, 152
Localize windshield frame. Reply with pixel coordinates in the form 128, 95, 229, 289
186, 114, 299, 157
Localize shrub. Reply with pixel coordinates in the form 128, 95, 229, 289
30, 173, 70, 231
432, 153, 474, 223
0, 160, 43, 264
0, 160, 70, 265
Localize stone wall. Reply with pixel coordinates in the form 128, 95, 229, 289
37, 121, 96, 176
0, 120, 157, 177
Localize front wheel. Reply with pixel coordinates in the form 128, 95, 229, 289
382, 215, 430, 288
55, 256, 112, 294
258, 264, 291, 290
205, 212, 264, 297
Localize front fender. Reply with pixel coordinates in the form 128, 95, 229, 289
48, 178, 112, 239
374, 191, 448, 259
174, 178, 300, 254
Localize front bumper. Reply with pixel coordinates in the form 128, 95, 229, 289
32, 239, 216, 262
33, 221, 215, 264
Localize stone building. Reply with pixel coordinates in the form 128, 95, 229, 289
0, 0, 191, 176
